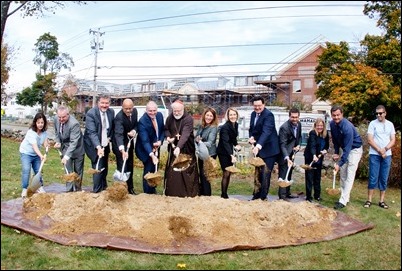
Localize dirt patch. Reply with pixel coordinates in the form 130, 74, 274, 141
21, 191, 337, 249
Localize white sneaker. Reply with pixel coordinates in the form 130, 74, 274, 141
37, 186, 46, 193
21, 188, 27, 198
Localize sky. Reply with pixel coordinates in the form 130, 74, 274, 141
4, 1, 383, 94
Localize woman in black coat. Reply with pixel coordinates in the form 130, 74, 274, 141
304, 118, 329, 202
217, 107, 241, 199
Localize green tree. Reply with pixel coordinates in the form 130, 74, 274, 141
33, 32, 74, 75
15, 33, 74, 114
363, 1, 401, 41
1, 42, 11, 105
16, 73, 57, 113
314, 1, 401, 128
1, 1, 90, 45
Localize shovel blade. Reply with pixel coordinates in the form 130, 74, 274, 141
277, 178, 292, 188
113, 170, 130, 182
28, 173, 42, 193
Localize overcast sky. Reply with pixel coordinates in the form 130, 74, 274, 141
4, 1, 382, 93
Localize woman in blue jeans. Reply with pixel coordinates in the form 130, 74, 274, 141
19, 112, 49, 197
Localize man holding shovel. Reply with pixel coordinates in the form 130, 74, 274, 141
248, 96, 280, 201
112, 98, 138, 195
135, 101, 165, 194
54, 106, 85, 192
84, 94, 115, 193
278, 107, 302, 200
330, 105, 363, 210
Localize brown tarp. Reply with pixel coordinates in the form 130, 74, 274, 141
1, 183, 374, 255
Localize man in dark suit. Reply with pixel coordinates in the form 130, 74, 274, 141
248, 96, 280, 201
83, 94, 115, 193
135, 100, 165, 194
112, 98, 138, 194
54, 105, 85, 192
278, 107, 302, 200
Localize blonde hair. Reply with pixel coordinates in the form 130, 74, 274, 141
201, 107, 218, 127
313, 118, 327, 138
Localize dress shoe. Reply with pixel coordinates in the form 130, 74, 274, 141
334, 202, 345, 209
315, 197, 322, 202
286, 195, 298, 199
221, 193, 229, 199
306, 198, 313, 203
128, 189, 136, 195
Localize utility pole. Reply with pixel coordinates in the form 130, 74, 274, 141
89, 28, 104, 108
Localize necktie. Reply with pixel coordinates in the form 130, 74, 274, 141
101, 112, 108, 147
254, 113, 260, 126
60, 123, 64, 134
152, 118, 158, 136
293, 126, 297, 138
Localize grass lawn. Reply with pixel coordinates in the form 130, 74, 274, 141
1, 137, 401, 270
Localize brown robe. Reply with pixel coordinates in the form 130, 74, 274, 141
164, 111, 199, 197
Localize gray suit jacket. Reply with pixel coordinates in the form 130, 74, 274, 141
54, 114, 85, 159
278, 119, 302, 163
195, 125, 218, 156
83, 106, 115, 162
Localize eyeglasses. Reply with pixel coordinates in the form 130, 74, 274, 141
375, 112, 385, 116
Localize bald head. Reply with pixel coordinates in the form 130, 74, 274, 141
122, 99, 134, 116
146, 101, 158, 119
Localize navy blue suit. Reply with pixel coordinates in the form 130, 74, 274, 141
135, 111, 165, 194
249, 108, 280, 200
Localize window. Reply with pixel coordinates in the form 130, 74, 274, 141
293, 80, 301, 93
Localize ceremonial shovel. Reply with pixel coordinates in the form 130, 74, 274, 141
27, 145, 49, 194
326, 169, 340, 195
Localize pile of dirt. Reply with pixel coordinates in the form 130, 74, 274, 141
22, 188, 338, 249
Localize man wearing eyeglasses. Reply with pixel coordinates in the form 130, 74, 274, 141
364, 105, 396, 209
330, 105, 363, 210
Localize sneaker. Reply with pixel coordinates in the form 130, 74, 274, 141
21, 188, 27, 198
37, 186, 46, 193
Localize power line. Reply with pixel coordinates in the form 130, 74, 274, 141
105, 14, 365, 34
98, 4, 364, 29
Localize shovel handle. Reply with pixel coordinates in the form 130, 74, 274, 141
332, 170, 337, 189
57, 149, 63, 159
284, 163, 292, 181
308, 154, 322, 167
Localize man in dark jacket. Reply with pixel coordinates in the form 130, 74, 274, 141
248, 96, 280, 201
135, 100, 164, 194
112, 98, 138, 194
277, 107, 302, 200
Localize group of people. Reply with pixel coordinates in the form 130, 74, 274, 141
19, 95, 396, 210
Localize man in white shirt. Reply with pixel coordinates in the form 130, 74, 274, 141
364, 105, 396, 209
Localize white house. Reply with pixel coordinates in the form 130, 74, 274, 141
2, 97, 41, 119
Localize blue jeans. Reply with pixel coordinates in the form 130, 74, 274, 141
368, 154, 391, 191
20, 153, 43, 189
